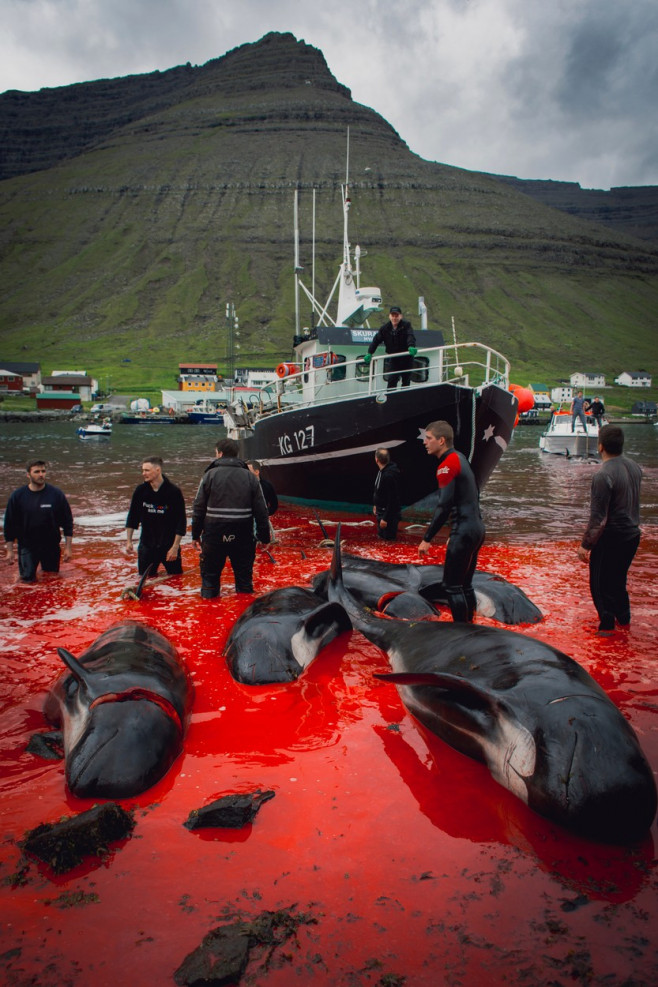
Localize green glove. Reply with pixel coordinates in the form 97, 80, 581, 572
408, 346, 418, 357
363, 353, 372, 364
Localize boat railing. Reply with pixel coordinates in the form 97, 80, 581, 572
229, 341, 510, 428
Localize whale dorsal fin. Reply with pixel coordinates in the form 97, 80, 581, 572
57, 647, 93, 687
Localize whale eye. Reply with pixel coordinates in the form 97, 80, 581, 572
65, 677, 80, 699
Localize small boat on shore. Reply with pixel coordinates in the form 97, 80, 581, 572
539, 411, 601, 457
77, 421, 112, 439
224, 150, 517, 510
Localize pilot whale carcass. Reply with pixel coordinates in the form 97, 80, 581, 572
223, 586, 351, 684
44, 620, 193, 799
312, 554, 542, 625
326, 529, 656, 843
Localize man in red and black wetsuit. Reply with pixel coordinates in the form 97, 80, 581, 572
418, 420, 485, 622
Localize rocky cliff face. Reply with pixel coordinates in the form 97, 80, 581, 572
2, 31, 656, 245
0, 33, 354, 182
492, 176, 658, 245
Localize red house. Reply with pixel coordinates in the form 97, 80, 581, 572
0, 369, 23, 393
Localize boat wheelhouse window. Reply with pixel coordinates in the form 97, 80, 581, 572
382, 355, 429, 384
302, 351, 344, 383
356, 359, 371, 381
327, 354, 346, 382
411, 356, 429, 384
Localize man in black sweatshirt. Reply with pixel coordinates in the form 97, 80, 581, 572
3, 460, 73, 582
125, 457, 187, 576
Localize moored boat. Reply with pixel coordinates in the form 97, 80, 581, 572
225, 162, 517, 510
539, 410, 602, 457
77, 421, 112, 439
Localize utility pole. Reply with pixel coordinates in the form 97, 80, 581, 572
225, 303, 240, 383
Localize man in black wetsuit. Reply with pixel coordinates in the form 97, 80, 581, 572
125, 457, 187, 576
364, 306, 417, 389
418, 421, 485, 622
3, 460, 73, 582
577, 424, 642, 636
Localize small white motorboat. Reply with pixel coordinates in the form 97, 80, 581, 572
539, 410, 601, 457
77, 420, 112, 439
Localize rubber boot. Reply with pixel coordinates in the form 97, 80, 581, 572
465, 587, 477, 623
445, 586, 471, 623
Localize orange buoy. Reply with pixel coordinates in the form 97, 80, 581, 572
510, 384, 535, 414
276, 363, 300, 378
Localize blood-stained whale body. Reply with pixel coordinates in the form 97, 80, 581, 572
44, 620, 193, 799
327, 528, 657, 844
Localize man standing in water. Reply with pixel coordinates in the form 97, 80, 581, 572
125, 457, 187, 576
577, 424, 642, 636
372, 448, 402, 541
192, 438, 270, 599
418, 421, 485, 622
3, 460, 73, 582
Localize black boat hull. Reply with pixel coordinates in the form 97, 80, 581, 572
239, 383, 516, 510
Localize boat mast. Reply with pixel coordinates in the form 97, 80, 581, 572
294, 190, 302, 336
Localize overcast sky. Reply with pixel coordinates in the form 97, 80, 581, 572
2, 0, 657, 190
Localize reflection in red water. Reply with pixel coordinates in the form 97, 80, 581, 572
0, 507, 657, 986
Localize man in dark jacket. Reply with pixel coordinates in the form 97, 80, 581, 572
125, 457, 187, 576
192, 439, 270, 599
577, 424, 642, 635
418, 421, 485, 622
364, 306, 417, 389
373, 448, 401, 541
3, 460, 73, 582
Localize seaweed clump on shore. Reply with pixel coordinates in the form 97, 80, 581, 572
20, 802, 135, 874
174, 905, 318, 985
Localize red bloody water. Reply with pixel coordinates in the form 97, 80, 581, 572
1, 511, 657, 986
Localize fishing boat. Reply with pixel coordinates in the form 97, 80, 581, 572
77, 421, 112, 439
186, 399, 226, 425
539, 410, 601, 457
225, 162, 517, 510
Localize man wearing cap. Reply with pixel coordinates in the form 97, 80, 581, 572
364, 306, 417, 389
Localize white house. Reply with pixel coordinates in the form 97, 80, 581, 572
614, 371, 653, 388
570, 372, 606, 389
551, 386, 573, 405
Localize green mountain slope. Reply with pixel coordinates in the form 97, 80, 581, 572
1, 32, 657, 391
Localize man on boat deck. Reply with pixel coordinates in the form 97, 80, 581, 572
364, 306, 417, 389
418, 421, 485, 622
588, 396, 606, 427
570, 390, 589, 433
577, 424, 642, 636
192, 439, 270, 599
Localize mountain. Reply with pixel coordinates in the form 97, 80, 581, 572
1, 31, 657, 392
490, 176, 658, 246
